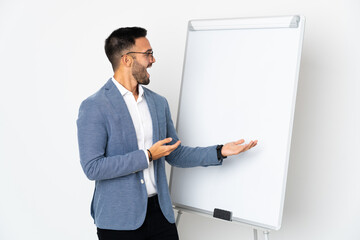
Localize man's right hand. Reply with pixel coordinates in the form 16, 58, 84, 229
148, 138, 181, 161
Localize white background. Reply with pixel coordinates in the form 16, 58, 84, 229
0, 0, 359, 240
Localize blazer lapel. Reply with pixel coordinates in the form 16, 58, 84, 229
143, 88, 160, 145
143, 88, 160, 179
104, 79, 138, 151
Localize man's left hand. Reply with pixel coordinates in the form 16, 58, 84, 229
221, 139, 258, 157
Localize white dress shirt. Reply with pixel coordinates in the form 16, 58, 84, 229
112, 77, 157, 196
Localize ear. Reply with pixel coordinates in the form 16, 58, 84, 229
122, 55, 133, 67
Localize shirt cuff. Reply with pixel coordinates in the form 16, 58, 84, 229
143, 149, 150, 166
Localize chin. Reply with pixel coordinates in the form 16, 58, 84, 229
139, 79, 150, 85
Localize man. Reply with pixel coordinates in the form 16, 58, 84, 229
77, 27, 257, 240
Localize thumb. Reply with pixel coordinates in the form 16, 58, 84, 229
234, 139, 245, 145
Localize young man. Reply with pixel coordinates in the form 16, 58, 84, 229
77, 27, 257, 240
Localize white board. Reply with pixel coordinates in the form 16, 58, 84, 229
169, 16, 305, 230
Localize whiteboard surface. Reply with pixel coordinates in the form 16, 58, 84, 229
170, 16, 305, 230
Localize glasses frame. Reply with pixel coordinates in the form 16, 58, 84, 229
122, 50, 154, 60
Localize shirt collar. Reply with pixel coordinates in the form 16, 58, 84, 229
111, 77, 144, 99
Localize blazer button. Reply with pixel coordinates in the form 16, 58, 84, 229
141, 179, 144, 184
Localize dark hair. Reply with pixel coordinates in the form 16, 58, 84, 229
104, 27, 147, 71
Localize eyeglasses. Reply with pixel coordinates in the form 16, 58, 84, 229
122, 50, 154, 60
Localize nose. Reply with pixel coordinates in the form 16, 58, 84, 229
150, 55, 156, 63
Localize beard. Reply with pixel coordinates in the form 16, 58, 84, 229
132, 60, 150, 85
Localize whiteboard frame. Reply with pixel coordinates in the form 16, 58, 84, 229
169, 15, 305, 231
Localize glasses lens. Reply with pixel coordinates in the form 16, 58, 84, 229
147, 51, 154, 59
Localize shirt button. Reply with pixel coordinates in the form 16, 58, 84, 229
141, 179, 144, 184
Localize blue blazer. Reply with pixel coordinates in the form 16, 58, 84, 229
77, 79, 221, 230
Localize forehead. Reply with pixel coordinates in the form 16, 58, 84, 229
134, 37, 152, 51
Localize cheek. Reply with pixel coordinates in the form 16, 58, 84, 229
135, 61, 147, 70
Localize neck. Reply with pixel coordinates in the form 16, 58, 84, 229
113, 71, 139, 99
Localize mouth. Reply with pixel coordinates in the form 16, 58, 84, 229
146, 64, 152, 78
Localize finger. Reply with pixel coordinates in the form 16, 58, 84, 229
244, 141, 253, 151
163, 141, 181, 156
167, 140, 181, 150
174, 140, 181, 147
250, 140, 258, 148
247, 141, 254, 149
158, 137, 173, 146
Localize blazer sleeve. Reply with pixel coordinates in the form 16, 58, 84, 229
76, 99, 148, 181
163, 99, 222, 168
